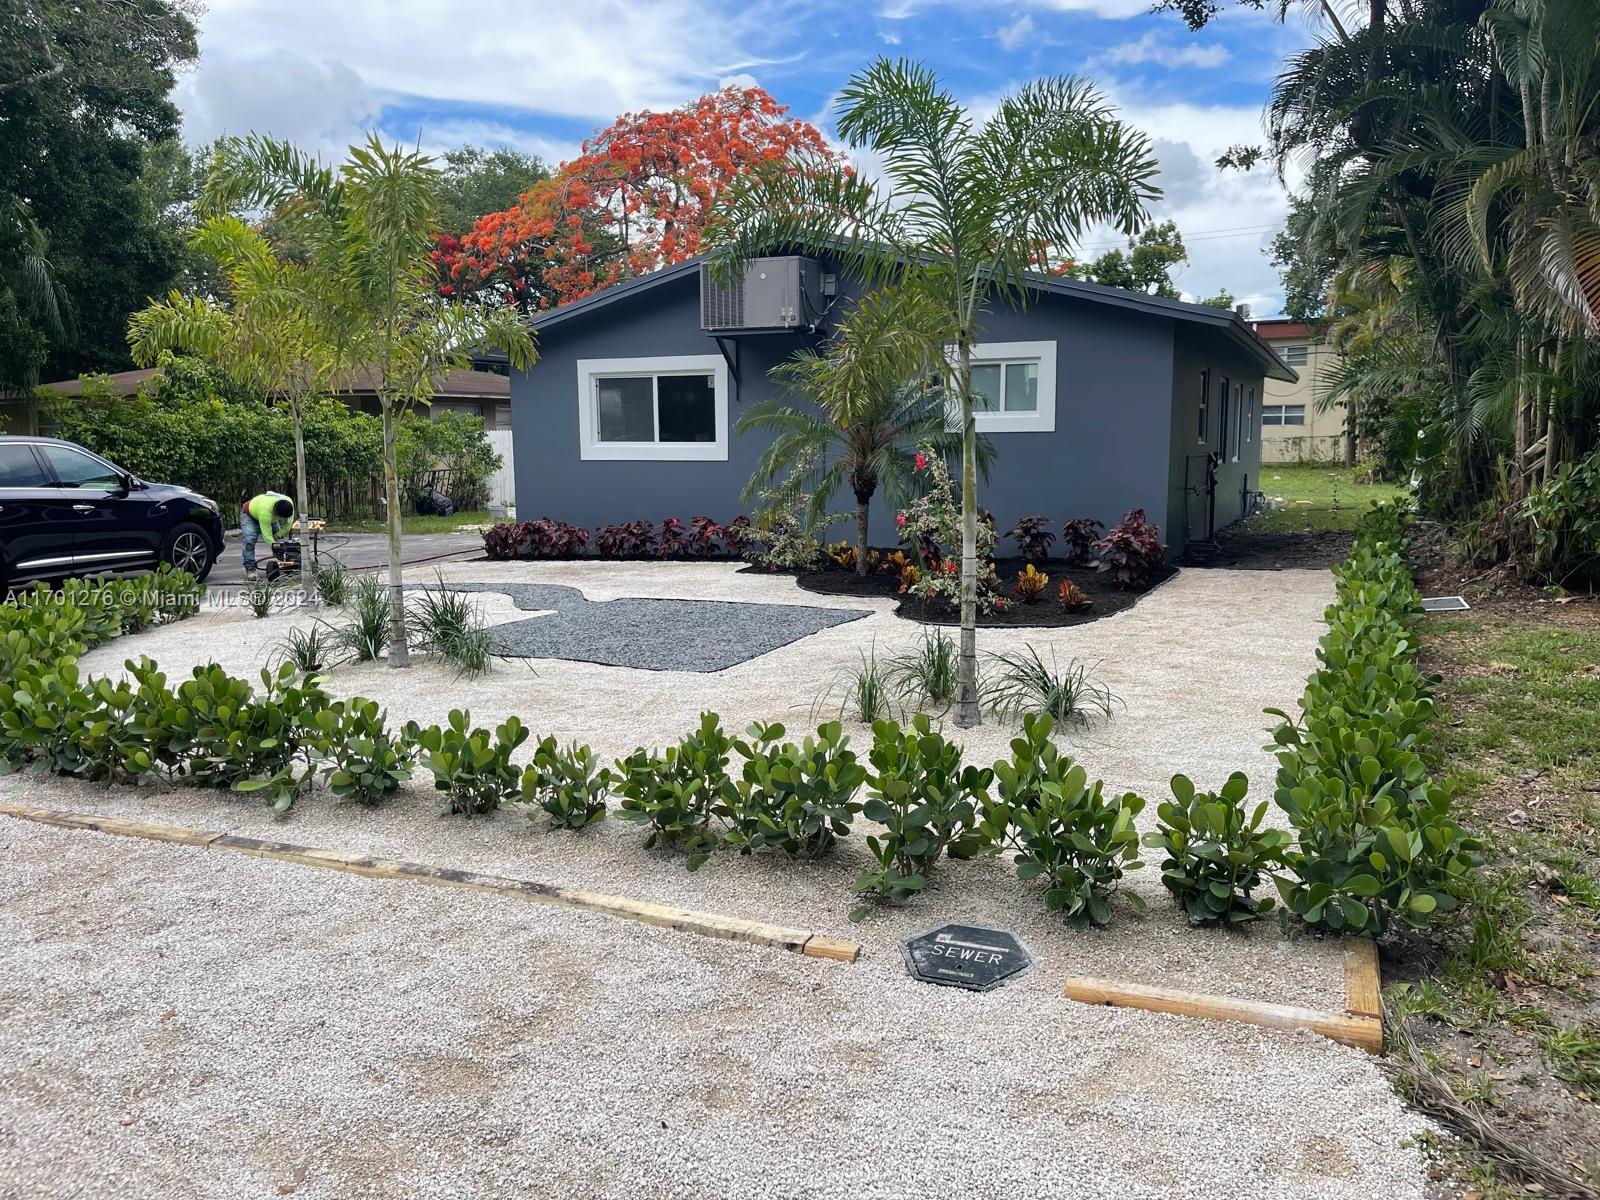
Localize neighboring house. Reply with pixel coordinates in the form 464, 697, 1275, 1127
1252, 319, 1348, 464
505, 255, 1295, 557
28, 366, 513, 431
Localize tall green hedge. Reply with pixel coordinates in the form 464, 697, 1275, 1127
39, 356, 499, 521
1268, 501, 1481, 935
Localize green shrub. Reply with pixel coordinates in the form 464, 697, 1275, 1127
1268, 500, 1483, 935
519, 738, 612, 830
408, 709, 527, 816
719, 720, 867, 859
277, 623, 345, 674
613, 712, 732, 863
852, 713, 991, 921
0, 661, 87, 774
310, 698, 411, 805
1144, 773, 1288, 925
184, 663, 333, 812
982, 713, 1144, 929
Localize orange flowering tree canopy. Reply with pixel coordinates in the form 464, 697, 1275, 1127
442, 85, 840, 311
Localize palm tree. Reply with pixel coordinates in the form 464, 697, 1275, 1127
706, 59, 1159, 726
745, 287, 979, 575
1, 196, 71, 394
128, 214, 333, 554
204, 134, 536, 666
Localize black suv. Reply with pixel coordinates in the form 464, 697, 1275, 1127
0, 436, 224, 585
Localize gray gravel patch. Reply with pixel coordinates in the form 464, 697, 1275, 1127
0, 819, 1434, 1200
447, 581, 871, 672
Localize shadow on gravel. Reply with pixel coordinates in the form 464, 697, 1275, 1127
448, 582, 872, 672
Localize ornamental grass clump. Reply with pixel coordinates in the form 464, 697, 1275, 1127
1268, 501, 1481, 935
851, 713, 991, 921
980, 713, 1145, 929
520, 737, 613, 830
613, 712, 733, 865
885, 626, 958, 715
339, 574, 390, 661
983, 646, 1117, 727
1145, 773, 1288, 925
719, 720, 867, 859
408, 576, 494, 677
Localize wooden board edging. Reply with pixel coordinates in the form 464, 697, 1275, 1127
1064, 976, 1383, 1052
0, 803, 861, 965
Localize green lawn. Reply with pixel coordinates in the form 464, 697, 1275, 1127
1245, 464, 1408, 534
324, 510, 495, 535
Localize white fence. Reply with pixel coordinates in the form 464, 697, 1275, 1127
487, 428, 516, 515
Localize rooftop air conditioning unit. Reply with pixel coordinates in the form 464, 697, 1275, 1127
701, 256, 824, 332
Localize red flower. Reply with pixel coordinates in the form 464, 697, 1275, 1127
896, 514, 907, 527
914, 453, 927, 471
995, 598, 1007, 609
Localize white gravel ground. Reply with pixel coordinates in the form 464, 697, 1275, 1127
0, 562, 1437, 1197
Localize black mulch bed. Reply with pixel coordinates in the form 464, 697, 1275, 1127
1181, 528, 1355, 571
742, 555, 1176, 628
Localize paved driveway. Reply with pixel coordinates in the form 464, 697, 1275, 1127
207, 531, 482, 587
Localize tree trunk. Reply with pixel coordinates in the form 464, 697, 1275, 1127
380, 396, 411, 668
855, 498, 871, 576
290, 393, 313, 607
953, 340, 981, 729
1513, 332, 1529, 499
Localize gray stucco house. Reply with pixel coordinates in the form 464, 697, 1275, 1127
507, 254, 1296, 558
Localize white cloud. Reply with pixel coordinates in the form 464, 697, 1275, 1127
996, 15, 1036, 52
176, 49, 380, 156
179, 0, 797, 138
719, 72, 762, 91
1096, 31, 1231, 69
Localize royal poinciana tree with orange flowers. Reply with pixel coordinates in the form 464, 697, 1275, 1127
438, 85, 841, 311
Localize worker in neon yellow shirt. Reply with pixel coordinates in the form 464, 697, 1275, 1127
240, 491, 294, 576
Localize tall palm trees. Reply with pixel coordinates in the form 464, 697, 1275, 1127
707, 59, 1159, 726
744, 287, 972, 575
129, 215, 333, 549
202, 134, 536, 665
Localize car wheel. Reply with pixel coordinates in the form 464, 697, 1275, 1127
162, 523, 214, 581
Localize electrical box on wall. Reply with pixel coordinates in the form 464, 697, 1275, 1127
700, 256, 824, 332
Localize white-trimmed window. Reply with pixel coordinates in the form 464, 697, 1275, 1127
1231, 382, 1243, 460
1245, 385, 1255, 444
576, 355, 729, 462
1281, 344, 1309, 366
1197, 369, 1210, 444
1262, 404, 1306, 426
959, 341, 1057, 433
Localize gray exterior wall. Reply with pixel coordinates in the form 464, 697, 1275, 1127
511, 263, 1190, 554
1166, 327, 1266, 554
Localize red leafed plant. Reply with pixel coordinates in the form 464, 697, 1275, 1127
658, 517, 688, 557
1057, 580, 1093, 612
1092, 509, 1166, 589
482, 521, 527, 561
594, 519, 657, 558
1005, 515, 1055, 563
1060, 517, 1106, 565
685, 516, 724, 557
526, 519, 589, 558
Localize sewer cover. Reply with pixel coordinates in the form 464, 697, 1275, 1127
1420, 595, 1470, 612
900, 924, 1032, 993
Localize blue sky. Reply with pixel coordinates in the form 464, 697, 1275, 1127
174, 0, 1316, 315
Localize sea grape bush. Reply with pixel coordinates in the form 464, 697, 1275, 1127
852, 713, 992, 921
1144, 773, 1288, 925
981, 714, 1145, 929
1268, 501, 1481, 935
408, 710, 529, 816
1004, 515, 1055, 562
1092, 509, 1165, 589
613, 711, 733, 864
520, 737, 613, 830
719, 720, 867, 859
